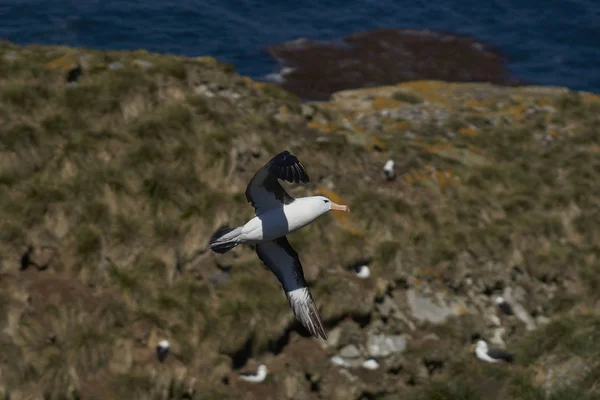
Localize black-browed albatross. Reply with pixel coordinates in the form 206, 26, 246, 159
209, 150, 350, 340
472, 339, 514, 363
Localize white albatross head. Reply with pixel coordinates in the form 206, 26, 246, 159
355, 265, 370, 279
311, 196, 350, 214
257, 364, 268, 376
475, 340, 488, 353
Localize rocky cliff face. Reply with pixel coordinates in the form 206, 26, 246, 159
1, 41, 600, 400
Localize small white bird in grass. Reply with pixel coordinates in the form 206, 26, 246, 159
156, 340, 170, 362
209, 150, 350, 340
239, 364, 268, 383
354, 265, 370, 279
472, 340, 514, 364
382, 159, 396, 181
362, 358, 380, 370
330, 355, 350, 367
495, 296, 514, 315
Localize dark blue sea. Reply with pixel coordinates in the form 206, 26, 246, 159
1, 0, 599, 93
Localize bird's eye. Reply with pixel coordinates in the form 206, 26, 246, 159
323, 199, 329, 203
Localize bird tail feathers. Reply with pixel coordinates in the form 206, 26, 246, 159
209, 226, 242, 254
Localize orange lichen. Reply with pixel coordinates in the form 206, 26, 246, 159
315, 187, 364, 235
424, 143, 452, 154
195, 56, 218, 65
457, 306, 469, 315
384, 121, 411, 133
367, 137, 387, 151
348, 121, 367, 134
307, 121, 337, 133
396, 80, 450, 105
588, 145, 600, 153
465, 99, 484, 109
404, 167, 460, 190
338, 219, 366, 237
249, 81, 266, 89
416, 268, 441, 278
372, 96, 404, 110
44, 55, 72, 70
499, 103, 528, 121
582, 93, 600, 104
537, 98, 550, 107
458, 127, 478, 136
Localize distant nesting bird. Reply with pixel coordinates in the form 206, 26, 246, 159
209, 150, 350, 340
472, 340, 514, 363
156, 340, 170, 362
354, 265, 370, 279
66, 54, 84, 84
382, 159, 396, 181
495, 296, 513, 316
239, 364, 268, 383
330, 355, 350, 367
362, 358, 379, 370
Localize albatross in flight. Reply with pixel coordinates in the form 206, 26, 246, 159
209, 150, 350, 340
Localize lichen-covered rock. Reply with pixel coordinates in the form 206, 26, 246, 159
366, 333, 407, 357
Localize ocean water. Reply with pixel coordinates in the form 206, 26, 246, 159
1, 0, 599, 93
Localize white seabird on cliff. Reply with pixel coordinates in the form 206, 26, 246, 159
156, 339, 170, 362
354, 264, 370, 279
209, 150, 350, 340
472, 340, 514, 363
239, 364, 268, 383
362, 358, 380, 370
382, 159, 396, 181
495, 296, 514, 315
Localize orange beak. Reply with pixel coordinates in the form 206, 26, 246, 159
330, 202, 350, 212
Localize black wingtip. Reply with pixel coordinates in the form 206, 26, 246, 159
268, 151, 310, 184
209, 227, 240, 254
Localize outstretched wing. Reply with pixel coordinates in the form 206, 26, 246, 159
245, 150, 310, 215
255, 236, 327, 340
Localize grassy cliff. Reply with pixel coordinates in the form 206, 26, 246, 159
1, 41, 600, 399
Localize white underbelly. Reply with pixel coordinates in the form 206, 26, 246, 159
241, 204, 318, 243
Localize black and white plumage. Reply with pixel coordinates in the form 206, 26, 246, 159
473, 340, 514, 363
239, 364, 268, 383
209, 150, 350, 340
354, 265, 370, 279
382, 159, 396, 181
156, 340, 170, 362
495, 296, 513, 315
